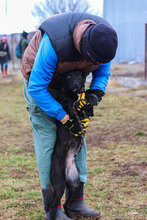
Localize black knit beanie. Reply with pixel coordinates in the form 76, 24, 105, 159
81, 23, 118, 64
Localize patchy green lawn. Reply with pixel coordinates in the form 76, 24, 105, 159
0, 81, 147, 220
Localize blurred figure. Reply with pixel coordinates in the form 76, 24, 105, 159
0, 36, 11, 77
20, 31, 29, 56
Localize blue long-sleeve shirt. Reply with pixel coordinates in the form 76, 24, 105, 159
28, 33, 111, 121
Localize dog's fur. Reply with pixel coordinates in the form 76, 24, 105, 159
46, 70, 94, 220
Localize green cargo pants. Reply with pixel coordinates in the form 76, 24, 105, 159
23, 79, 87, 189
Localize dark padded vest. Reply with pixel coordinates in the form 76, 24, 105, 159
39, 12, 110, 63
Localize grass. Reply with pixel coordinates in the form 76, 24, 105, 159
0, 80, 147, 220
134, 131, 145, 136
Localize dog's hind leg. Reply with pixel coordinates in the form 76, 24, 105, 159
64, 183, 80, 220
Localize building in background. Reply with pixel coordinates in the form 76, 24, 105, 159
103, 0, 147, 63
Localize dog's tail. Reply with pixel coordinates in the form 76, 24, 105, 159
46, 183, 60, 220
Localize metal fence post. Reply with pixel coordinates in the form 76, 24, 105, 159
145, 23, 147, 79
11, 34, 15, 70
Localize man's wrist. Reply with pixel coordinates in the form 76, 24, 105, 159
60, 114, 69, 123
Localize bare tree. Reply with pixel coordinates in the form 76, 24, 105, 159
32, 0, 91, 24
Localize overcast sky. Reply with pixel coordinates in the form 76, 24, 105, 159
0, 0, 103, 34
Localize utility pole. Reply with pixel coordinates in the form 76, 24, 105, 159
5, 0, 7, 15
145, 23, 147, 80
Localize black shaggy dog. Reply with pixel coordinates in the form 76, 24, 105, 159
46, 70, 94, 220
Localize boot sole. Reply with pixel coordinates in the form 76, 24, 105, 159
71, 212, 101, 220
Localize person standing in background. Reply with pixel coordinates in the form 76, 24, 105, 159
15, 31, 29, 60
0, 36, 11, 77
20, 31, 29, 56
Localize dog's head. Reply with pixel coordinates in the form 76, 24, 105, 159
59, 70, 86, 96
57, 70, 94, 119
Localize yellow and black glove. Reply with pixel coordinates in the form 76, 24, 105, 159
62, 118, 82, 137
85, 89, 105, 106
81, 118, 90, 135
75, 92, 91, 135
76, 92, 89, 112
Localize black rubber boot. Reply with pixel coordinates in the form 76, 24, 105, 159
45, 207, 73, 220
65, 183, 101, 219
70, 199, 101, 219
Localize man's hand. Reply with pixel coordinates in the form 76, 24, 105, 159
85, 89, 105, 106
81, 118, 89, 135
62, 118, 82, 137
76, 92, 89, 112
75, 92, 91, 135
